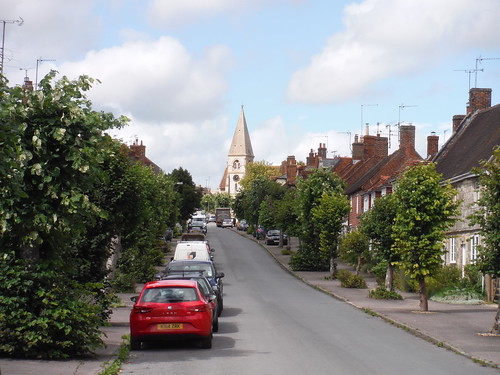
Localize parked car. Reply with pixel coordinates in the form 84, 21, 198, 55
188, 215, 207, 234
159, 273, 219, 332
208, 215, 216, 223
237, 219, 248, 231
164, 260, 224, 316
172, 242, 213, 261
265, 229, 288, 245
221, 218, 233, 228
129, 279, 214, 350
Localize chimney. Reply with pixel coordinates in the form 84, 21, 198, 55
363, 135, 376, 159
399, 125, 416, 152
452, 114, 466, 133
374, 134, 388, 159
467, 88, 492, 114
352, 134, 363, 161
286, 155, 297, 183
317, 143, 327, 159
306, 149, 315, 167
427, 132, 439, 158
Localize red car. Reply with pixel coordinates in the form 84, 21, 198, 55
130, 279, 214, 349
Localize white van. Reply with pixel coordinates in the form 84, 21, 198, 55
173, 242, 213, 261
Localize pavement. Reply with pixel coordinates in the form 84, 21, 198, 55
1, 230, 499, 374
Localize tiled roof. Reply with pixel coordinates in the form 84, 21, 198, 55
433, 103, 500, 180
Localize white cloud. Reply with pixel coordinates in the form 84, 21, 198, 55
0, 0, 100, 69
58, 37, 232, 123
287, 0, 500, 103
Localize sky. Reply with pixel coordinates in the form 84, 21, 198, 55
1, 0, 500, 191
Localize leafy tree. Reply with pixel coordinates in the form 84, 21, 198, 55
291, 169, 346, 271
0, 72, 127, 358
360, 194, 399, 290
169, 167, 201, 222
213, 192, 233, 208
239, 161, 276, 190
274, 188, 300, 244
0, 72, 127, 262
339, 230, 370, 275
200, 193, 216, 213
392, 163, 459, 311
311, 192, 350, 274
243, 176, 284, 228
469, 146, 500, 334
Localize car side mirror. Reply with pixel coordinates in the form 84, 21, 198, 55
153, 273, 162, 280
130, 296, 138, 303
210, 248, 215, 252
216, 272, 225, 279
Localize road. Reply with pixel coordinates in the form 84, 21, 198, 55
121, 224, 498, 375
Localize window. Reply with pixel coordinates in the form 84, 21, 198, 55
232, 160, 241, 169
470, 235, 479, 261
449, 238, 457, 263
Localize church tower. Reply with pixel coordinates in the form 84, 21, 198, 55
219, 106, 254, 196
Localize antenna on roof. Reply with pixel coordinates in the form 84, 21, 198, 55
454, 68, 482, 90
475, 56, 500, 87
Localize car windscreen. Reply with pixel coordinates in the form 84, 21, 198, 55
141, 287, 198, 303
268, 230, 280, 235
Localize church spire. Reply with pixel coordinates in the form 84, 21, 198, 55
228, 105, 254, 158
219, 106, 255, 196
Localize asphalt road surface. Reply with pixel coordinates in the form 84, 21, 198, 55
121, 224, 498, 375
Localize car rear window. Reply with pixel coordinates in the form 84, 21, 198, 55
141, 287, 198, 303
168, 263, 213, 277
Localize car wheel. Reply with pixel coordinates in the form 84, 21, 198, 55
213, 315, 219, 332
130, 337, 141, 350
218, 298, 223, 316
200, 333, 213, 349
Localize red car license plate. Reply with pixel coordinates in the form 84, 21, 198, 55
158, 323, 183, 330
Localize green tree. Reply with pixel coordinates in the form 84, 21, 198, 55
360, 194, 399, 290
291, 169, 346, 271
239, 161, 276, 190
0, 72, 127, 358
274, 188, 300, 246
213, 192, 233, 208
169, 167, 201, 223
339, 230, 370, 275
392, 163, 459, 311
311, 192, 350, 274
0, 72, 127, 262
469, 146, 500, 334
201, 193, 216, 213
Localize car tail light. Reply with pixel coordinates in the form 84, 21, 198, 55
188, 304, 208, 312
133, 306, 153, 314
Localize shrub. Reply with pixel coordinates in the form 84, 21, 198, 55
0, 254, 105, 359
337, 269, 367, 288
368, 286, 403, 300
430, 286, 484, 304
369, 261, 388, 286
289, 248, 329, 271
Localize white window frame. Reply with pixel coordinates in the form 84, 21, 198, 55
470, 235, 479, 261
449, 237, 457, 264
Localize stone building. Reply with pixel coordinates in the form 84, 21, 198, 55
219, 106, 255, 196
432, 88, 500, 285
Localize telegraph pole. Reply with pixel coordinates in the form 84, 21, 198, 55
0, 17, 23, 76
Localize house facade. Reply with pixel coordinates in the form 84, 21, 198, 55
432, 88, 500, 291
